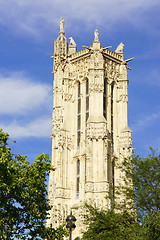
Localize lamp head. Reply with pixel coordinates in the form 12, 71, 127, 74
66, 212, 76, 229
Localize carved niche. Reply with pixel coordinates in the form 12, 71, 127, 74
63, 78, 74, 102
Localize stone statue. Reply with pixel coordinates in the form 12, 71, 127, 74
69, 37, 76, 46
94, 29, 99, 42
115, 42, 124, 53
60, 17, 64, 33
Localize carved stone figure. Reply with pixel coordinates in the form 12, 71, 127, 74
60, 17, 64, 33
69, 37, 76, 46
94, 29, 99, 42
115, 42, 124, 53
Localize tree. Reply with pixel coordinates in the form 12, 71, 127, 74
81, 204, 141, 240
44, 223, 69, 240
142, 210, 160, 240
120, 148, 160, 219
131, 149, 160, 239
80, 148, 160, 239
0, 129, 68, 239
132, 148, 160, 217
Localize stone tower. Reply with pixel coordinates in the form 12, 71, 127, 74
47, 18, 133, 238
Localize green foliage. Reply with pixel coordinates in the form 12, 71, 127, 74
142, 210, 160, 240
80, 148, 160, 240
133, 148, 160, 216
0, 128, 64, 239
81, 204, 141, 240
120, 148, 160, 219
44, 223, 69, 240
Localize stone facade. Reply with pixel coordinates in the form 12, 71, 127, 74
47, 18, 133, 238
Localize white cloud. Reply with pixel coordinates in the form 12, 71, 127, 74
0, 70, 52, 138
0, 71, 52, 115
0, 117, 52, 138
0, 0, 159, 39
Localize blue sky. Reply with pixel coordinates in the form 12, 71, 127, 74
0, 0, 160, 162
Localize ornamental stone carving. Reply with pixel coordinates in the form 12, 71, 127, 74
105, 60, 121, 80
89, 83, 104, 93
53, 85, 63, 95
71, 57, 90, 76
118, 127, 132, 149
54, 129, 73, 150
85, 182, 109, 193
54, 57, 68, 72
55, 188, 71, 199
52, 107, 63, 133
89, 52, 104, 70
63, 78, 74, 102
116, 80, 128, 103
87, 122, 107, 140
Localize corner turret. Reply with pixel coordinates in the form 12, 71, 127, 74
54, 17, 68, 57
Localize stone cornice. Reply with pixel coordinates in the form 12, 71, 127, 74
68, 46, 123, 64
103, 48, 123, 61
69, 47, 90, 61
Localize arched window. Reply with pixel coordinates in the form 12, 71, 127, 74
76, 160, 80, 198
103, 79, 107, 118
111, 83, 114, 150
85, 158, 87, 182
77, 82, 81, 147
111, 83, 115, 199
86, 79, 89, 126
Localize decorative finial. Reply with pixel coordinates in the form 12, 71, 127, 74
60, 17, 64, 34
94, 29, 99, 42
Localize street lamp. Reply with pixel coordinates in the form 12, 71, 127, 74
66, 211, 76, 240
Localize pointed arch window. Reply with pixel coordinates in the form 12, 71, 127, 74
85, 158, 87, 182
76, 160, 80, 198
77, 82, 81, 147
111, 83, 114, 149
86, 79, 89, 126
103, 79, 107, 118
111, 83, 115, 199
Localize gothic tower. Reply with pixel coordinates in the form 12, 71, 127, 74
47, 18, 133, 238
